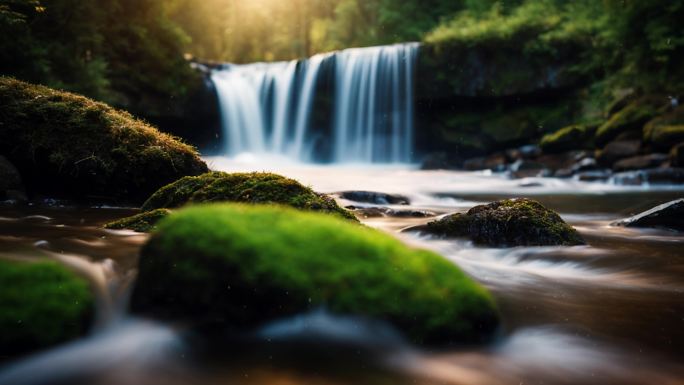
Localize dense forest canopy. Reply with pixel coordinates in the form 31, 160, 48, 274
1, 0, 682, 114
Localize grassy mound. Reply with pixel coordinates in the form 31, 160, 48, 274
423, 198, 584, 247
131, 204, 499, 345
539, 124, 596, 154
104, 209, 171, 233
0, 259, 94, 357
141, 172, 356, 221
0, 77, 208, 203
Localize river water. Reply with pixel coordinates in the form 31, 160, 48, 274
1, 161, 683, 385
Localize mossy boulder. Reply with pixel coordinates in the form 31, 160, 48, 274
539, 124, 597, 154
643, 105, 684, 150
0, 77, 208, 203
104, 209, 171, 233
0, 259, 94, 357
131, 204, 499, 345
141, 172, 356, 221
417, 198, 584, 247
595, 96, 668, 147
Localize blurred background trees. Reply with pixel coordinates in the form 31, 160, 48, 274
1, 0, 682, 114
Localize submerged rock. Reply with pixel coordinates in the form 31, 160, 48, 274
142, 172, 356, 221
408, 198, 584, 247
612, 199, 684, 232
131, 204, 499, 345
338, 191, 410, 205
104, 209, 171, 232
0, 259, 94, 357
347, 206, 436, 218
0, 77, 207, 203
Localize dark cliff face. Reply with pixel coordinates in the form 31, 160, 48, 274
413, 37, 595, 160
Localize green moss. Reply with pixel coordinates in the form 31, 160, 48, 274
425, 198, 584, 247
0, 77, 208, 203
0, 259, 94, 357
104, 209, 171, 232
131, 204, 499, 345
595, 96, 667, 147
643, 105, 684, 150
141, 172, 356, 222
539, 124, 597, 153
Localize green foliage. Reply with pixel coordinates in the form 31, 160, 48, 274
540, 124, 596, 154
0, 77, 208, 202
0, 258, 94, 357
131, 204, 499, 344
0, 0, 197, 116
104, 208, 171, 232
141, 172, 356, 221
424, 198, 585, 247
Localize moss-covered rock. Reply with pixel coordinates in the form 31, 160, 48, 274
0, 77, 208, 203
104, 209, 171, 232
643, 105, 684, 150
131, 204, 499, 345
417, 198, 584, 247
141, 172, 356, 221
0, 259, 94, 357
595, 96, 668, 147
539, 124, 597, 154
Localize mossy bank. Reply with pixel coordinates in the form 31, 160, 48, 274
0, 77, 208, 203
0, 259, 95, 358
131, 204, 499, 345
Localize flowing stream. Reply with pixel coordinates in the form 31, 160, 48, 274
1, 166, 683, 385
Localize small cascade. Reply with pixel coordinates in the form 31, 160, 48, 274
210, 43, 419, 163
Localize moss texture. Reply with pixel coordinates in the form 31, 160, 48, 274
425, 198, 585, 247
595, 96, 668, 147
539, 124, 597, 154
104, 208, 171, 232
0, 259, 94, 357
131, 204, 499, 345
141, 172, 356, 221
0, 77, 208, 203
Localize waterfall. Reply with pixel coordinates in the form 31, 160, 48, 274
210, 43, 419, 164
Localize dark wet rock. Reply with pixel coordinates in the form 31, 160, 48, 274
104, 209, 172, 232
131, 204, 500, 345
576, 170, 612, 182
420, 152, 463, 170
572, 157, 599, 172
612, 154, 669, 172
612, 199, 684, 232
338, 191, 410, 206
596, 140, 641, 166
347, 206, 436, 218
0, 259, 94, 357
406, 198, 584, 247
518, 145, 541, 159
671, 143, 684, 167
611, 168, 684, 185
463, 153, 507, 172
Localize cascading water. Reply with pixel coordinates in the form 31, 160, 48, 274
210, 43, 419, 164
